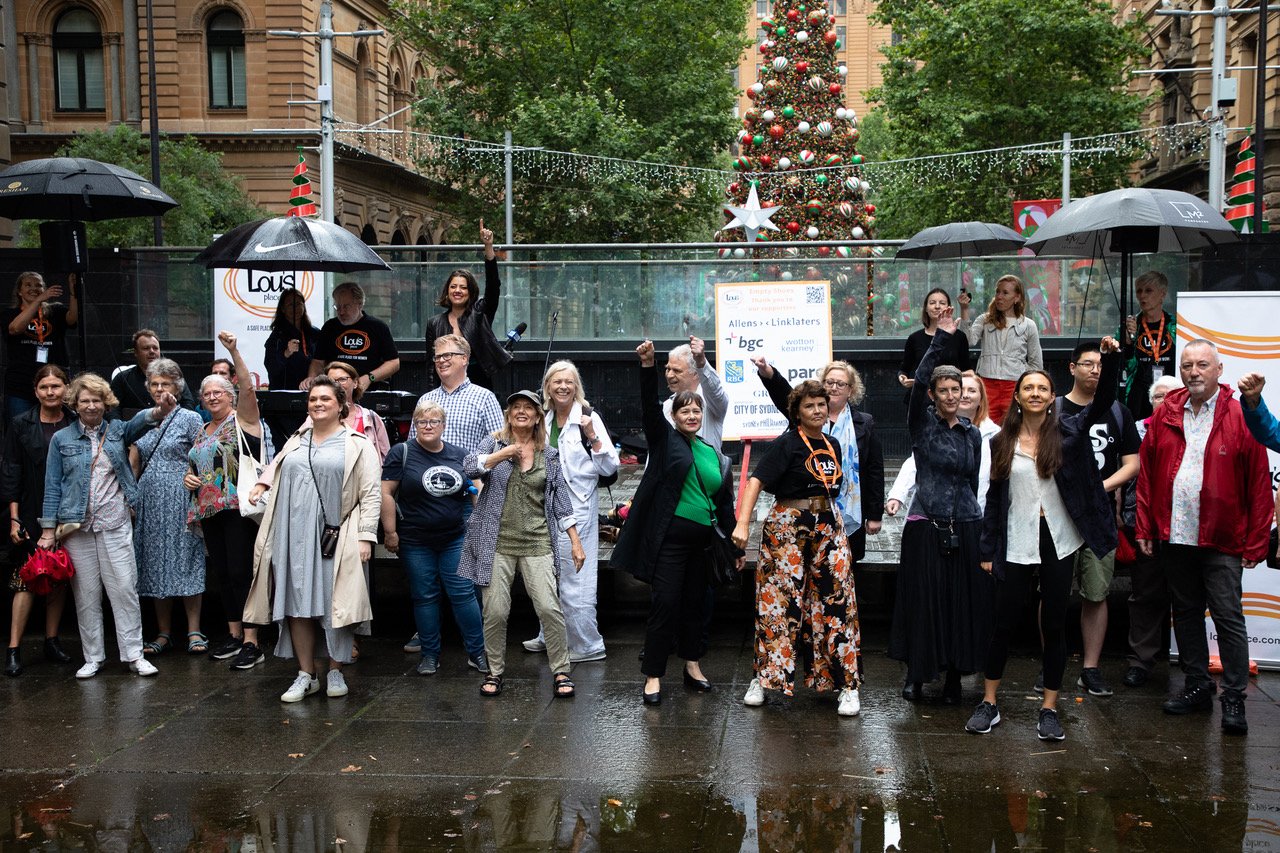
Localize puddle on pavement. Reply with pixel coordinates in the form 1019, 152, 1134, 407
0, 781, 1260, 851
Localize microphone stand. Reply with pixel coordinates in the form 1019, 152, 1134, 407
541, 310, 560, 379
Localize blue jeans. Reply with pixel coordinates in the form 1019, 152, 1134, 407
400, 536, 485, 661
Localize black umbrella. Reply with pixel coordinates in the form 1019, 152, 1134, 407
194, 216, 391, 272
896, 220, 1026, 259
0, 157, 177, 221
1025, 187, 1238, 327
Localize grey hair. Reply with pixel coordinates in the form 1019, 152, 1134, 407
145, 357, 186, 395
1183, 338, 1218, 356
199, 373, 237, 403
1149, 374, 1183, 402
930, 364, 963, 392
667, 344, 697, 372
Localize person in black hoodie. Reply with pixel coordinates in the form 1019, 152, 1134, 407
965, 335, 1121, 743
423, 221, 511, 391
2, 364, 75, 675
264, 287, 321, 391
611, 340, 741, 707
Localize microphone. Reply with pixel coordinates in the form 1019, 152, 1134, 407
503, 321, 528, 352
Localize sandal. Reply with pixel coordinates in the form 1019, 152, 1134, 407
186, 632, 209, 655
480, 674, 503, 697
553, 673, 575, 698
143, 633, 172, 655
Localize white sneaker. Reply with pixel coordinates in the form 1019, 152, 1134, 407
743, 678, 765, 707
326, 670, 348, 697
75, 661, 102, 680
130, 658, 159, 677
522, 637, 547, 653
838, 688, 861, 717
569, 649, 607, 663
281, 671, 320, 703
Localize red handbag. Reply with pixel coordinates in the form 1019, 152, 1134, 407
19, 546, 75, 595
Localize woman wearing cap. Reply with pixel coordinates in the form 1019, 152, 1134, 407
459, 389, 585, 698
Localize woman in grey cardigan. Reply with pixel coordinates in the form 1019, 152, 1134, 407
459, 390, 585, 698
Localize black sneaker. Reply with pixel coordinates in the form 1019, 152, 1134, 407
467, 653, 490, 674
1037, 708, 1066, 741
1078, 667, 1113, 697
208, 636, 243, 661
1122, 666, 1150, 688
1033, 670, 1044, 694
965, 701, 1001, 734
1162, 681, 1217, 715
1221, 691, 1248, 735
229, 642, 265, 670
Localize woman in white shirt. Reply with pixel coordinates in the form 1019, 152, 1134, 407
966, 275, 1042, 425
966, 336, 1121, 743
520, 361, 619, 662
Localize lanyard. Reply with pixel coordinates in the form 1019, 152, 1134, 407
1138, 316, 1170, 363
798, 430, 841, 491
34, 305, 46, 344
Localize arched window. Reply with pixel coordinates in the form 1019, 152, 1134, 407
53, 9, 104, 111
356, 44, 373, 125
208, 10, 246, 108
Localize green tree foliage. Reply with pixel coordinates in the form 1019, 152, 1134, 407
864, 0, 1149, 238
36, 125, 265, 247
388, 0, 752, 243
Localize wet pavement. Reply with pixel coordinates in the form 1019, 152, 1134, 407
1, 616, 1276, 852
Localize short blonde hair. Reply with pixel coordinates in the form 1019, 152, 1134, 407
412, 401, 446, 423
541, 360, 588, 411
434, 334, 471, 358
820, 360, 865, 405
65, 372, 118, 410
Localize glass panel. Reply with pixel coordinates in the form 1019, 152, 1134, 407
56, 8, 99, 33
210, 49, 229, 107
82, 47, 104, 109
55, 49, 79, 108
231, 46, 246, 106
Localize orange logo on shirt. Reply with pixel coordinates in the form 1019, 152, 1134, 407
337, 331, 371, 356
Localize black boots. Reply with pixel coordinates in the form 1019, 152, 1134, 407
4, 648, 20, 677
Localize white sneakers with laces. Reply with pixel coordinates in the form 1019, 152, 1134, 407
837, 688, 861, 717
743, 678, 765, 707
281, 671, 320, 703
129, 658, 159, 677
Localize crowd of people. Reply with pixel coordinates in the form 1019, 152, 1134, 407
1, 260, 1275, 741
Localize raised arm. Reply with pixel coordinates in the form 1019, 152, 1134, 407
1077, 337, 1121, 429
909, 315, 958, 439
636, 341, 669, 451
752, 355, 793, 420
219, 330, 262, 437
1239, 373, 1280, 453
690, 336, 728, 423
480, 220, 500, 325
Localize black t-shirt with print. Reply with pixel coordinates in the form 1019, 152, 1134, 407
3, 303, 70, 399
750, 429, 844, 500
315, 313, 398, 375
1058, 396, 1140, 489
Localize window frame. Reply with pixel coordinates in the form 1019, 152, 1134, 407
52, 8, 105, 113
207, 9, 247, 110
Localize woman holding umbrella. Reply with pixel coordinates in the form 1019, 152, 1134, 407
423, 221, 511, 391
4, 272, 77, 419
966, 275, 1042, 424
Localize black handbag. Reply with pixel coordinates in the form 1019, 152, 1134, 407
690, 452, 743, 587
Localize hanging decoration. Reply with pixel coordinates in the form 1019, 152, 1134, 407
288, 149, 318, 217
722, 184, 783, 243
1224, 128, 1269, 233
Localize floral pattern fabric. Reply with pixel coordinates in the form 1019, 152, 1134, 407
754, 505, 861, 695
187, 416, 239, 524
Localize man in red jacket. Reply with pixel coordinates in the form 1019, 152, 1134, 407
1136, 340, 1271, 736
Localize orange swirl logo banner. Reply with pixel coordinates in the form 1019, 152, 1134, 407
1175, 314, 1280, 361
221, 269, 316, 320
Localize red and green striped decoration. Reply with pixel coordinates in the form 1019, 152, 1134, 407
288, 149, 318, 217
1224, 129, 1268, 233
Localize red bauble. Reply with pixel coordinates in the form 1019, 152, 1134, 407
865, 203, 877, 214
727, 182, 741, 195
818, 246, 832, 257
746, 88, 758, 101
786, 221, 801, 234
823, 30, 838, 45
796, 61, 809, 74
759, 155, 773, 168
769, 124, 785, 140
786, 9, 800, 21
829, 83, 842, 95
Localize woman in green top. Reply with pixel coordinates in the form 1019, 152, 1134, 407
611, 341, 742, 706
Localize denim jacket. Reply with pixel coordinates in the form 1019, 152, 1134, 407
907, 328, 982, 523
39, 409, 159, 529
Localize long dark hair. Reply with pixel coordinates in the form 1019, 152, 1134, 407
989, 369, 1062, 481
437, 269, 480, 310
271, 288, 314, 333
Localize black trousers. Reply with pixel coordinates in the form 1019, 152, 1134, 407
202, 509, 257, 628
984, 519, 1074, 692
1126, 545, 1170, 672
641, 516, 713, 678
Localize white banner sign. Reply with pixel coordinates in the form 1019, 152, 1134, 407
715, 281, 833, 441
211, 268, 325, 389
1174, 291, 1280, 669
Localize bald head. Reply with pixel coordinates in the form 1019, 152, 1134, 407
1179, 340, 1223, 406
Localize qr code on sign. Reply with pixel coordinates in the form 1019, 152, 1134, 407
806, 286, 824, 304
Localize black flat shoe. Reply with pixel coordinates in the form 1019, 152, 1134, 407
683, 670, 713, 692
43, 637, 71, 664
4, 648, 21, 677
902, 680, 922, 701
642, 690, 661, 706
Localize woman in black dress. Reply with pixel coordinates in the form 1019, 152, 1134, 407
897, 288, 970, 401
264, 287, 321, 391
423, 221, 511, 390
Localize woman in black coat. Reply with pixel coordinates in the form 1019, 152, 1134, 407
2, 364, 74, 675
263, 287, 322, 391
611, 340, 741, 706
423, 222, 511, 391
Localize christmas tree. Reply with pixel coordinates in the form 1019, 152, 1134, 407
288, 149, 318, 218
1224, 129, 1268, 233
720, 0, 875, 253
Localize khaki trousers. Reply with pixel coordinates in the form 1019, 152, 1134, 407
483, 552, 570, 676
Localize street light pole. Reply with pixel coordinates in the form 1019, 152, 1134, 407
1255, 0, 1270, 235
1208, 0, 1229, 211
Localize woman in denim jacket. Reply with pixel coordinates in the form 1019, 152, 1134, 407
39, 372, 176, 679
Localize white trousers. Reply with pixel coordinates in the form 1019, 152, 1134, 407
541, 502, 605, 656
64, 524, 144, 663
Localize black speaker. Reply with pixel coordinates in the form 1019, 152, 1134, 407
39, 221, 87, 273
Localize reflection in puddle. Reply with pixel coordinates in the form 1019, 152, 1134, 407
1, 779, 1256, 852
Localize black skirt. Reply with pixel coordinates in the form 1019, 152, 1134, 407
888, 518, 994, 683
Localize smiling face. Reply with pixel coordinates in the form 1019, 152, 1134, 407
673, 401, 703, 437
822, 368, 851, 412
308, 384, 342, 426
201, 380, 233, 420
506, 398, 540, 432
327, 367, 357, 402
75, 390, 106, 427
547, 369, 578, 411
1015, 371, 1054, 416
35, 374, 65, 412
433, 343, 468, 386
1180, 342, 1223, 405
958, 375, 982, 420
17, 274, 44, 306
930, 378, 963, 419
1151, 384, 1174, 410
446, 275, 472, 309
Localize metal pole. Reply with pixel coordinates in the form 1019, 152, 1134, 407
1255, 0, 1270, 235
1209, 0, 1229, 210
505, 130, 514, 246
319, 0, 335, 225
1062, 132, 1072, 205
145, 0, 162, 244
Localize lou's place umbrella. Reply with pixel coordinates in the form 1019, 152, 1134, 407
0, 157, 177, 221
896, 221, 1026, 259
1025, 187, 1238, 323
194, 216, 391, 272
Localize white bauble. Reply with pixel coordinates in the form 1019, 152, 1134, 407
851, 226, 865, 239
796, 30, 809, 42
778, 157, 792, 169
772, 56, 788, 71
750, 82, 764, 94
835, 107, 848, 120
733, 248, 747, 258
797, 121, 811, 134
781, 271, 794, 280
837, 65, 848, 77
762, 109, 776, 122
806, 225, 820, 238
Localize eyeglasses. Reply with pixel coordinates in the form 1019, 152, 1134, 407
202, 390, 227, 399
1074, 360, 1101, 371
823, 379, 850, 389
414, 418, 444, 429
433, 352, 465, 363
